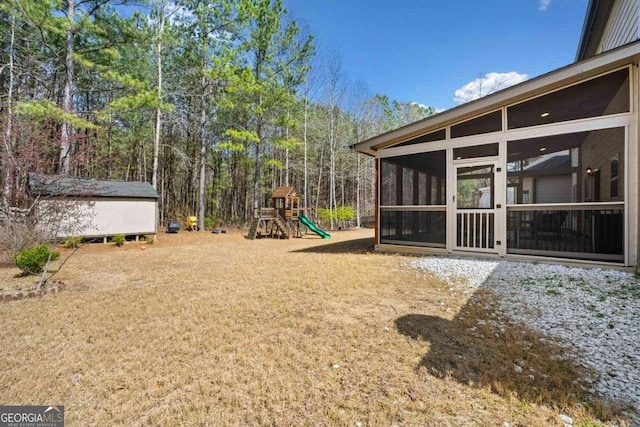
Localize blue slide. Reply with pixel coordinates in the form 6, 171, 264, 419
299, 214, 331, 238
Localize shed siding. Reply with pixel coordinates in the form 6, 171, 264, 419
92, 200, 156, 236
599, 0, 639, 54
41, 199, 157, 238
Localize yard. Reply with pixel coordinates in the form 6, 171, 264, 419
0, 229, 630, 426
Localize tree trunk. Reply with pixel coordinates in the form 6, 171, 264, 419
329, 106, 336, 230
303, 95, 308, 209
152, 3, 165, 191
285, 110, 289, 186
253, 126, 262, 210
198, 85, 207, 231
314, 143, 324, 215
2, 14, 16, 210
356, 153, 361, 227
59, 0, 75, 175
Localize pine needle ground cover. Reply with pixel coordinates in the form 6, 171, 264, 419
0, 229, 624, 426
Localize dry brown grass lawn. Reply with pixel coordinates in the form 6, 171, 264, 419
0, 229, 625, 426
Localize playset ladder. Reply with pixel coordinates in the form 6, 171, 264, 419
273, 213, 290, 239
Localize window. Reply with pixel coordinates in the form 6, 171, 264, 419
506, 128, 625, 262
453, 143, 499, 160
507, 128, 624, 204
507, 68, 630, 129
610, 154, 619, 199
380, 151, 446, 206
380, 151, 447, 248
451, 110, 502, 138
396, 129, 446, 147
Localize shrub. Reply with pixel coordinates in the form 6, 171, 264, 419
317, 208, 332, 223
64, 236, 82, 249
13, 244, 60, 275
317, 206, 356, 224
205, 216, 223, 230
112, 234, 125, 247
336, 206, 355, 221
204, 217, 214, 230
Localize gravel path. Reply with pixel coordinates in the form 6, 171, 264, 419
409, 256, 640, 424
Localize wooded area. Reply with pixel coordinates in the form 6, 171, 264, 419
0, 0, 435, 229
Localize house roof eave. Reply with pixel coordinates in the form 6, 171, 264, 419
576, 0, 615, 62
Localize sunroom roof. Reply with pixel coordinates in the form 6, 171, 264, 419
353, 39, 640, 157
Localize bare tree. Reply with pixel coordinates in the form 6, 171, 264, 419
1, 13, 16, 210
322, 54, 347, 230
1, 175, 96, 288
151, 0, 168, 191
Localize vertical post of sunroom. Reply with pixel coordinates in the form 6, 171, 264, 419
635, 61, 640, 269
375, 157, 380, 246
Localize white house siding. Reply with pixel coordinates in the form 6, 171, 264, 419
40, 198, 157, 238
599, 0, 639, 54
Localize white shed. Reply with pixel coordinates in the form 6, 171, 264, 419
28, 173, 158, 241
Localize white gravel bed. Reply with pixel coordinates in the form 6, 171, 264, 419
410, 256, 640, 424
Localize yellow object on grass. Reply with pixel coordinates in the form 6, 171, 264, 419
186, 216, 198, 231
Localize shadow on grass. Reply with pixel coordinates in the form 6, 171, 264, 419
395, 288, 624, 422
292, 237, 375, 254
13, 271, 30, 278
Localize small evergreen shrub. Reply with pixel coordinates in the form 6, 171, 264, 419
13, 244, 60, 275
112, 234, 125, 247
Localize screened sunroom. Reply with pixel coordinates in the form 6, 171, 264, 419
355, 41, 640, 267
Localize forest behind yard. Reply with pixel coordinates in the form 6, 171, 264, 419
0, 0, 436, 230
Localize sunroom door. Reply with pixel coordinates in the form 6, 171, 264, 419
454, 162, 498, 253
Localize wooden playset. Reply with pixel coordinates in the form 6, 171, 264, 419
247, 186, 330, 240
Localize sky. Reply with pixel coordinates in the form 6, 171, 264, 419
283, 0, 589, 111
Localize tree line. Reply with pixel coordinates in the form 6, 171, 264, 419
0, 0, 436, 230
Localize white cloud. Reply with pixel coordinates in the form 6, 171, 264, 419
453, 71, 528, 104
539, 0, 551, 11
409, 101, 429, 109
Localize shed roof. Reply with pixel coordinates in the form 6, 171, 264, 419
28, 173, 158, 199
271, 186, 297, 199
